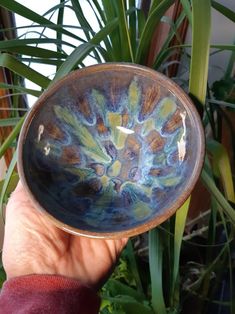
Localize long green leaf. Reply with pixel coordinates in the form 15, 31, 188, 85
0, 83, 41, 97
149, 228, 167, 314
0, 173, 19, 203
104, 278, 145, 301
129, 0, 137, 56
0, 118, 21, 127
52, 19, 118, 82
0, 24, 92, 38
153, 11, 186, 69
102, 0, 121, 61
0, 46, 66, 59
0, 53, 50, 89
172, 43, 235, 52
0, 0, 82, 41
19, 57, 63, 67
70, 0, 103, 64
86, 0, 112, 62
172, 197, 190, 305
201, 169, 235, 224
135, 0, 174, 64
180, 0, 192, 26
51, 43, 95, 82
0, 151, 17, 220
57, 0, 64, 56
158, 44, 235, 67
207, 140, 235, 203
0, 116, 25, 159
116, 0, 134, 62
137, 8, 146, 39
126, 240, 144, 294
88, 0, 107, 25
0, 38, 76, 50
148, 0, 160, 15
189, 0, 211, 104
212, 1, 235, 23
71, 0, 94, 41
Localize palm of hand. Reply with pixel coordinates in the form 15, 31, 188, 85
3, 183, 127, 289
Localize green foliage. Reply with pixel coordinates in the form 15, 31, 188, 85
0, 265, 6, 288
212, 78, 235, 103
0, 1, 234, 313
189, 0, 211, 105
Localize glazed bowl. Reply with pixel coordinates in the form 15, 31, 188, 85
18, 63, 204, 238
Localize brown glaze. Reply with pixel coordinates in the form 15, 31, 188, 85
46, 123, 65, 141
121, 109, 129, 127
139, 85, 160, 121
61, 146, 81, 164
162, 109, 183, 133
146, 130, 165, 153
17, 63, 205, 239
96, 116, 109, 136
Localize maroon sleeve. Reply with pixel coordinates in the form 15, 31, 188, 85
0, 275, 101, 314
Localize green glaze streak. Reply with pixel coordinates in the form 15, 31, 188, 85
121, 181, 152, 199
54, 105, 111, 163
155, 97, 177, 131
92, 89, 106, 117
158, 176, 181, 187
153, 152, 167, 166
141, 118, 155, 136
132, 201, 152, 220
95, 182, 114, 209
108, 112, 128, 149
65, 167, 95, 181
158, 97, 176, 119
100, 175, 109, 187
128, 77, 141, 114
107, 160, 121, 177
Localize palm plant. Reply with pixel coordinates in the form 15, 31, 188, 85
0, 0, 234, 313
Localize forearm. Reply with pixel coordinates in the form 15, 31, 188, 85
0, 274, 100, 314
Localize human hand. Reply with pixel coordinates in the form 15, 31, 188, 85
2, 182, 128, 290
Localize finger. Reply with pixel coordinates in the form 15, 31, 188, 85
12, 180, 29, 199
6, 180, 37, 219
9, 180, 26, 202
120, 237, 129, 248
14, 180, 24, 192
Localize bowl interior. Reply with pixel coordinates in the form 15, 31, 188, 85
20, 64, 204, 237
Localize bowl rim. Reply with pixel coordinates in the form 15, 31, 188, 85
17, 62, 205, 239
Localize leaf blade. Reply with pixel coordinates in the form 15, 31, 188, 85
149, 228, 167, 314
189, 0, 211, 104
0, 53, 50, 89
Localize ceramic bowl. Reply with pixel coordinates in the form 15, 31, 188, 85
18, 63, 204, 238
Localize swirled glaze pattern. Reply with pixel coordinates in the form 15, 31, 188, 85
22, 65, 202, 234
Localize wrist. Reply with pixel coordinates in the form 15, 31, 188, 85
3, 252, 58, 279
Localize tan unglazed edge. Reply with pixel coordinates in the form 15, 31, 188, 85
17, 62, 205, 239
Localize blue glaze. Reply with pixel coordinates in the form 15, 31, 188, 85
22, 66, 201, 234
